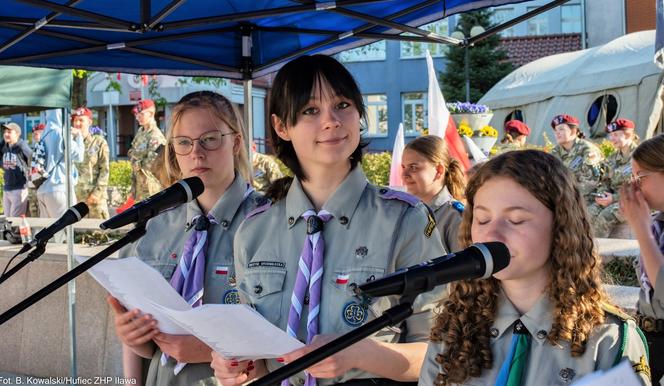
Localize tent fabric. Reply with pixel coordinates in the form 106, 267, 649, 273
479, 30, 664, 143
0, 0, 531, 79
0, 65, 72, 114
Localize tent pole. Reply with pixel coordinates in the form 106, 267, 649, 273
241, 25, 254, 172
63, 106, 78, 379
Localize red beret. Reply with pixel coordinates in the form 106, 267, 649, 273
33, 123, 45, 131
551, 114, 580, 129
132, 99, 155, 114
71, 107, 93, 121
504, 120, 531, 136
605, 118, 635, 133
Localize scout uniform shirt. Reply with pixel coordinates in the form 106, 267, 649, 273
120, 175, 262, 386
552, 138, 603, 204
75, 133, 110, 219
428, 186, 464, 253
419, 292, 651, 386
638, 212, 664, 320
234, 166, 447, 386
128, 121, 167, 200
587, 141, 638, 237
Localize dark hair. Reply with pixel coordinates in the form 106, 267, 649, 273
268, 55, 367, 185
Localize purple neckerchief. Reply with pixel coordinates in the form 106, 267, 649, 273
640, 213, 664, 303
283, 209, 332, 386
161, 213, 219, 374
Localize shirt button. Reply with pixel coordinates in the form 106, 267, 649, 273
221, 220, 229, 228
288, 217, 295, 225
379, 188, 388, 194
537, 330, 548, 339
297, 378, 305, 385
490, 328, 499, 337
254, 285, 263, 294
339, 216, 349, 225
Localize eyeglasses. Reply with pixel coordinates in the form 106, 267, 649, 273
631, 172, 653, 186
170, 130, 235, 155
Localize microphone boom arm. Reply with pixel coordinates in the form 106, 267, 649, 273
0, 222, 148, 326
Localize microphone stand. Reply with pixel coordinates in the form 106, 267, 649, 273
252, 294, 416, 386
0, 222, 147, 326
0, 242, 47, 286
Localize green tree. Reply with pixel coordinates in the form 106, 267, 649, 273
442, 9, 513, 103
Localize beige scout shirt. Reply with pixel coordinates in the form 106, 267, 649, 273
419, 292, 651, 386
428, 186, 463, 253
233, 166, 447, 385
120, 175, 262, 386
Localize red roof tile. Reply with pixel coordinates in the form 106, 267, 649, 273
499, 33, 582, 67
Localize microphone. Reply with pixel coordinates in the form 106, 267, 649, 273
358, 242, 510, 298
17, 202, 89, 255
100, 177, 204, 230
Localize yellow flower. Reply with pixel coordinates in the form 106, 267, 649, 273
457, 123, 473, 137
478, 125, 498, 137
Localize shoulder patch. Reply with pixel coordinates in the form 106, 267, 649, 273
378, 188, 420, 207
245, 200, 272, 219
632, 355, 651, 378
601, 303, 633, 322
451, 201, 465, 214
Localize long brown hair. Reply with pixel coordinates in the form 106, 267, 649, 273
632, 133, 664, 173
164, 91, 251, 182
430, 150, 607, 385
404, 135, 466, 201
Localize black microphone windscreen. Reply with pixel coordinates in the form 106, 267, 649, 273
71, 202, 89, 219
483, 242, 511, 273
181, 176, 205, 199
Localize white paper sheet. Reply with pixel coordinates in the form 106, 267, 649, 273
151, 302, 304, 360
76, 255, 191, 334
570, 360, 642, 386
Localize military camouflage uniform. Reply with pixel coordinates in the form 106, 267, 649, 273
251, 151, 284, 192
587, 141, 637, 237
552, 138, 603, 205
75, 133, 110, 219
128, 121, 166, 201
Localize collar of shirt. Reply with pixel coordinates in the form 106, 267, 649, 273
613, 141, 638, 163
285, 166, 368, 229
185, 174, 250, 229
491, 290, 553, 346
430, 186, 453, 211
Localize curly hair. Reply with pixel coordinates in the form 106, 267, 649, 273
430, 150, 608, 385
404, 135, 466, 201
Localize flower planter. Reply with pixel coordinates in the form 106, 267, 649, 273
470, 136, 498, 156
451, 113, 494, 131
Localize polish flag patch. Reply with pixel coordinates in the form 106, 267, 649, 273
215, 266, 229, 275
336, 274, 350, 284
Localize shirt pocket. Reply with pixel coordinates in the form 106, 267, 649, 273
328, 266, 387, 332
239, 268, 287, 325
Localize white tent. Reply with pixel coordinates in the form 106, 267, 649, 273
480, 30, 664, 144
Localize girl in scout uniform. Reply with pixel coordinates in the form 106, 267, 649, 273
620, 134, 664, 384
419, 150, 651, 386
401, 135, 466, 252
550, 114, 603, 205
108, 91, 262, 386
588, 118, 639, 237
211, 54, 446, 386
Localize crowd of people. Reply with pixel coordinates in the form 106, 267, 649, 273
88, 54, 663, 386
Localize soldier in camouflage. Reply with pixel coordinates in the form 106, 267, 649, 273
127, 99, 166, 201
72, 107, 110, 219
550, 114, 603, 205
588, 118, 639, 237
495, 119, 531, 154
251, 141, 284, 192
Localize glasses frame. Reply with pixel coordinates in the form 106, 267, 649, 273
170, 129, 236, 155
631, 172, 653, 186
